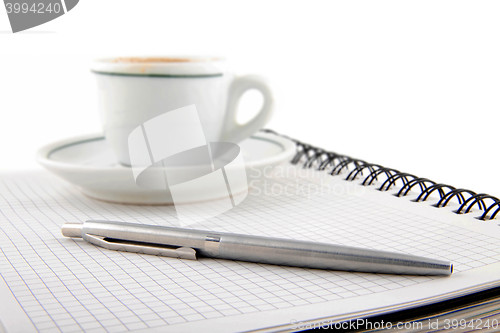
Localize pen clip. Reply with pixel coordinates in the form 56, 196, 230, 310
84, 234, 197, 260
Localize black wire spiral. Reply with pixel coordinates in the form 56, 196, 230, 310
263, 130, 500, 221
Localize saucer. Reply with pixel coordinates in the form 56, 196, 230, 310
37, 132, 296, 205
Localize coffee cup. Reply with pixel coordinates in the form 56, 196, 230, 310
91, 56, 274, 165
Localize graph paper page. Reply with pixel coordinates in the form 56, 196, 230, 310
1, 166, 500, 332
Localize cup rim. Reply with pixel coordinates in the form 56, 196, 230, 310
91, 56, 226, 77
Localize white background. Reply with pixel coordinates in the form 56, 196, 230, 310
0, 0, 499, 197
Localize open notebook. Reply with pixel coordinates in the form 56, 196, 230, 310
1, 133, 500, 332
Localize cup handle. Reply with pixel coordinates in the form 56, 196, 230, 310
222, 75, 274, 143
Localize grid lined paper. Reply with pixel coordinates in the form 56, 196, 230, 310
0, 165, 499, 332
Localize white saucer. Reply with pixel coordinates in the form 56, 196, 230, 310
37, 132, 296, 205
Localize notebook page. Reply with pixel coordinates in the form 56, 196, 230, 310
1, 166, 500, 332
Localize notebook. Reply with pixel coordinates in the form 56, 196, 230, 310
1, 132, 499, 333
363, 296, 500, 332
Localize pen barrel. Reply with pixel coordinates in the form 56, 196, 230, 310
78, 221, 452, 276
206, 235, 452, 276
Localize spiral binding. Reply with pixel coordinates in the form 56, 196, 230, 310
263, 130, 500, 221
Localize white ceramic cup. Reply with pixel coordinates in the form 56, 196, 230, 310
91, 57, 274, 165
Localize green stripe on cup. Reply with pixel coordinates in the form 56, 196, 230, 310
91, 71, 223, 78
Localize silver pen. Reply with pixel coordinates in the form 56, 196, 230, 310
62, 220, 453, 276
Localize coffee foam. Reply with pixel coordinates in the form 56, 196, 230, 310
92, 56, 224, 76
112, 57, 195, 64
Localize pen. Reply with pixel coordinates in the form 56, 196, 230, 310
62, 220, 453, 276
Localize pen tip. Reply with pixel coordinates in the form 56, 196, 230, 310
61, 223, 83, 238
